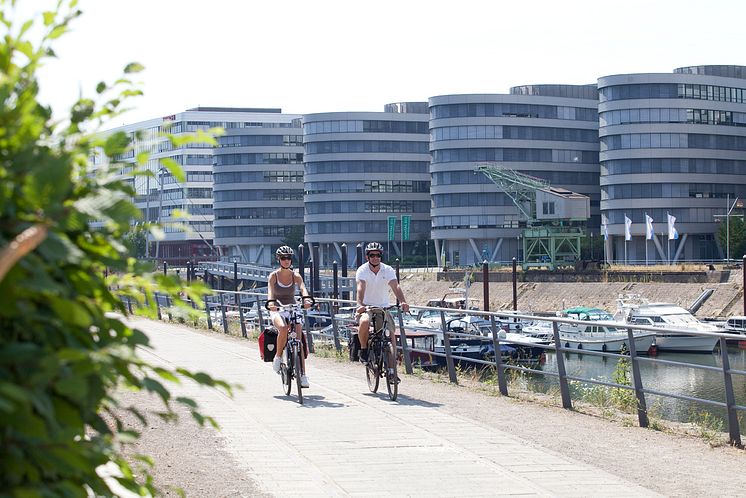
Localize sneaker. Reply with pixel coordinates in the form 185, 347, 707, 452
359, 349, 369, 363
272, 356, 282, 374
300, 375, 310, 388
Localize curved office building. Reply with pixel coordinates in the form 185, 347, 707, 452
429, 86, 599, 266
303, 104, 431, 266
599, 66, 746, 262
212, 111, 304, 266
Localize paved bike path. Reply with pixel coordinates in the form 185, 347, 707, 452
131, 318, 659, 497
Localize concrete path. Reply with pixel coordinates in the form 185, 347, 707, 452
132, 318, 660, 497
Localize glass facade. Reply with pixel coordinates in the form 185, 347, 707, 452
303, 109, 431, 265
429, 88, 599, 266
212, 114, 304, 265
598, 66, 746, 262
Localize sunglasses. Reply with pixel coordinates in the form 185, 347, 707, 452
367, 253, 382, 258
279, 256, 292, 261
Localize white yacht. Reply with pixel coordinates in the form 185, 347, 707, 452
558, 307, 656, 354
614, 295, 720, 353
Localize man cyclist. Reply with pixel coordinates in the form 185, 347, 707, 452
355, 242, 409, 363
267, 245, 312, 388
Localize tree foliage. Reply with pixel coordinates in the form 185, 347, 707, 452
0, 2, 230, 495
716, 215, 746, 260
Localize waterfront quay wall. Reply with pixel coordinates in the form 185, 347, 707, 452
436, 269, 729, 284
399, 269, 743, 319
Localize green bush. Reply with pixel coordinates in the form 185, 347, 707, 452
0, 3, 230, 496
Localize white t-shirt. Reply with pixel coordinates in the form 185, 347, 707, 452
355, 262, 397, 307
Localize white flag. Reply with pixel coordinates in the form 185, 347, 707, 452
667, 213, 679, 240
624, 215, 632, 241
645, 214, 654, 240
602, 216, 609, 241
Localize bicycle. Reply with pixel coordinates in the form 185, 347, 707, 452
360, 305, 399, 401
265, 296, 315, 405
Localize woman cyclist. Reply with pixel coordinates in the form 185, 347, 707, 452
268, 245, 312, 388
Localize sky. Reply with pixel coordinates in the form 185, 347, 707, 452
13, 0, 746, 125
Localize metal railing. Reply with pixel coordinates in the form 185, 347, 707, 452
126, 288, 746, 448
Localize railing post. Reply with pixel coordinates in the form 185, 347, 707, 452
298, 244, 306, 286
329, 307, 342, 352
219, 292, 228, 334
440, 310, 458, 384
332, 261, 339, 314
311, 244, 320, 299
233, 261, 238, 292
489, 315, 508, 396
482, 260, 490, 312
204, 294, 213, 330
625, 327, 649, 428
303, 309, 315, 353
719, 337, 743, 447
255, 295, 265, 332
238, 292, 247, 338
154, 292, 162, 320
512, 257, 518, 311
396, 309, 413, 375
341, 243, 349, 301
552, 321, 572, 409
356, 243, 363, 268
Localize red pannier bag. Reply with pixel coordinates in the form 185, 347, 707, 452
258, 328, 278, 362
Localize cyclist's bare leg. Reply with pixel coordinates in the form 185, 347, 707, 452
357, 312, 371, 354
272, 314, 289, 362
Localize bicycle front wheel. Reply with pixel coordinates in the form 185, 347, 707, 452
281, 354, 292, 396
366, 348, 379, 393
293, 346, 303, 405
384, 342, 398, 401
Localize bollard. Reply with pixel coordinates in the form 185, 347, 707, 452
512, 257, 518, 311
163, 261, 168, 276
482, 260, 490, 312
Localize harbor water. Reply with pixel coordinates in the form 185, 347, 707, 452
525, 344, 746, 430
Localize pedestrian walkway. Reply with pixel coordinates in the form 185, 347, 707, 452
132, 318, 660, 497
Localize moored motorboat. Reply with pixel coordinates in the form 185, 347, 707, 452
558, 307, 656, 354
614, 295, 720, 353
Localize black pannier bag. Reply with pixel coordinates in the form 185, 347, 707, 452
348, 332, 361, 362
259, 328, 278, 362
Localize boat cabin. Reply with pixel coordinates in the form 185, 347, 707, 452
725, 316, 746, 335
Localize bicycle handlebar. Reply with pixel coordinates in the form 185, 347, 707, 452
265, 295, 316, 311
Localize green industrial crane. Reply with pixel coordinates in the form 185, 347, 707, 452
476, 163, 590, 270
